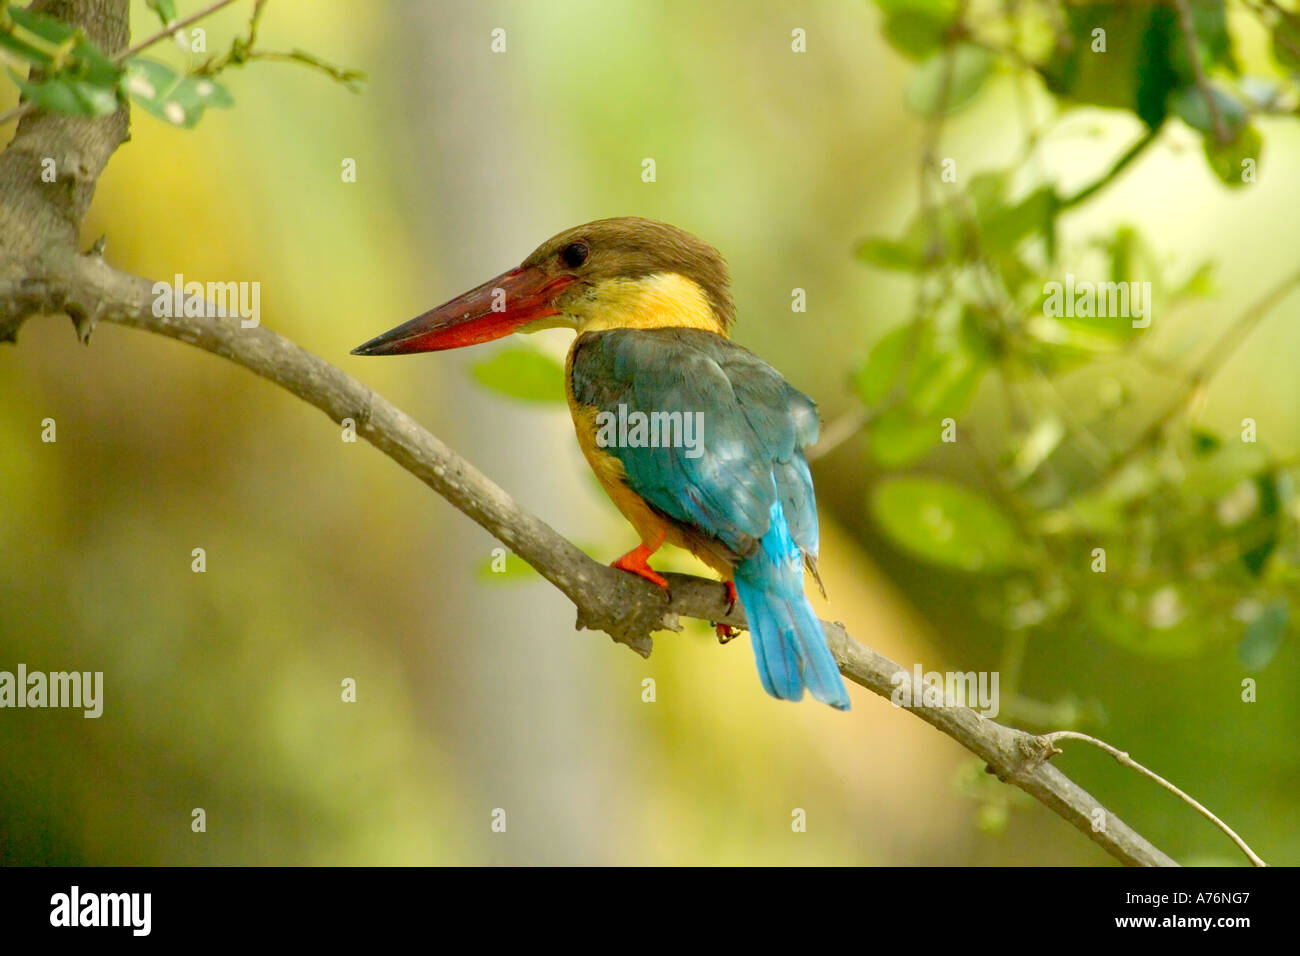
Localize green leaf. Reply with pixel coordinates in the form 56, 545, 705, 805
868, 407, 941, 467
859, 312, 988, 467
12, 69, 117, 116
854, 236, 924, 272
1203, 123, 1261, 188
145, 0, 178, 26
905, 309, 989, 416
885, 202, 968, 269
1272, 10, 1300, 73
906, 342, 985, 417
856, 324, 913, 405
1087, 585, 1229, 657
965, 170, 1057, 268
1172, 84, 1248, 139
1181, 436, 1273, 500
1, 6, 118, 72
1239, 474, 1280, 577
1029, 237, 1155, 355
871, 477, 1024, 571
1042, 3, 1178, 127
966, 169, 1007, 213
470, 347, 567, 403
2, 6, 122, 117
1238, 600, 1287, 670
1, 6, 77, 65
1135, 5, 1179, 128
121, 58, 233, 128
881, 9, 953, 62
904, 43, 994, 117
1169, 261, 1215, 305
981, 186, 1058, 254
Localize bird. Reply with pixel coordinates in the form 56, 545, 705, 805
352, 217, 850, 709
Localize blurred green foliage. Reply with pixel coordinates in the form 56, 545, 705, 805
846, 0, 1300, 668
4, 0, 1298, 867
470, 347, 567, 404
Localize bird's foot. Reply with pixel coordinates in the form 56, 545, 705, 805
714, 581, 739, 642
611, 544, 671, 599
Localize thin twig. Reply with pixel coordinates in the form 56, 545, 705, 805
119, 0, 244, 59
1172, 0, 1229, 147
1058, 126, 1161, 210
1042, 731, 1268, 866
1094, 264, 1300, 487
806, 405, 872, 461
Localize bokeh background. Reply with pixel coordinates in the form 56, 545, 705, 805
1, 0, 1296, 865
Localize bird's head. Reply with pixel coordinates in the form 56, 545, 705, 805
351, 217, 734, 355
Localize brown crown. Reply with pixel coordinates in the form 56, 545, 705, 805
522, 217, 736, 329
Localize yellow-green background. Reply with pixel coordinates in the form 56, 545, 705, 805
1, 0, 1296, 865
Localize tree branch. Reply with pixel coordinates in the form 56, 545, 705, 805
1173, 0, 1229, 147
1042, 732, 1266, 867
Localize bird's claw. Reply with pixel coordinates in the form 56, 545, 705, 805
611, 546, 671, 600
714, 582, 739, 642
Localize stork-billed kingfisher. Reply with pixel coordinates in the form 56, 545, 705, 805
352, 218, 850, 710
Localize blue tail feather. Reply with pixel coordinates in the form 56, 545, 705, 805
733, 500, 850, 710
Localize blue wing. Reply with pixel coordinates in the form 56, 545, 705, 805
569, 328, 820, 563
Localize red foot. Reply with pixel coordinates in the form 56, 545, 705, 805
716, 581, 739, 643
611, 541, 669, 591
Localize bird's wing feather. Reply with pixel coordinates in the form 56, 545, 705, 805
714, 343, 821, 558
570, 328, 820, 560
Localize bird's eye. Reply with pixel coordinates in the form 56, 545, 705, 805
561, 241, 590, 269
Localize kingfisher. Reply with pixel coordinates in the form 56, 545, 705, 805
352, 218, 850, 709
